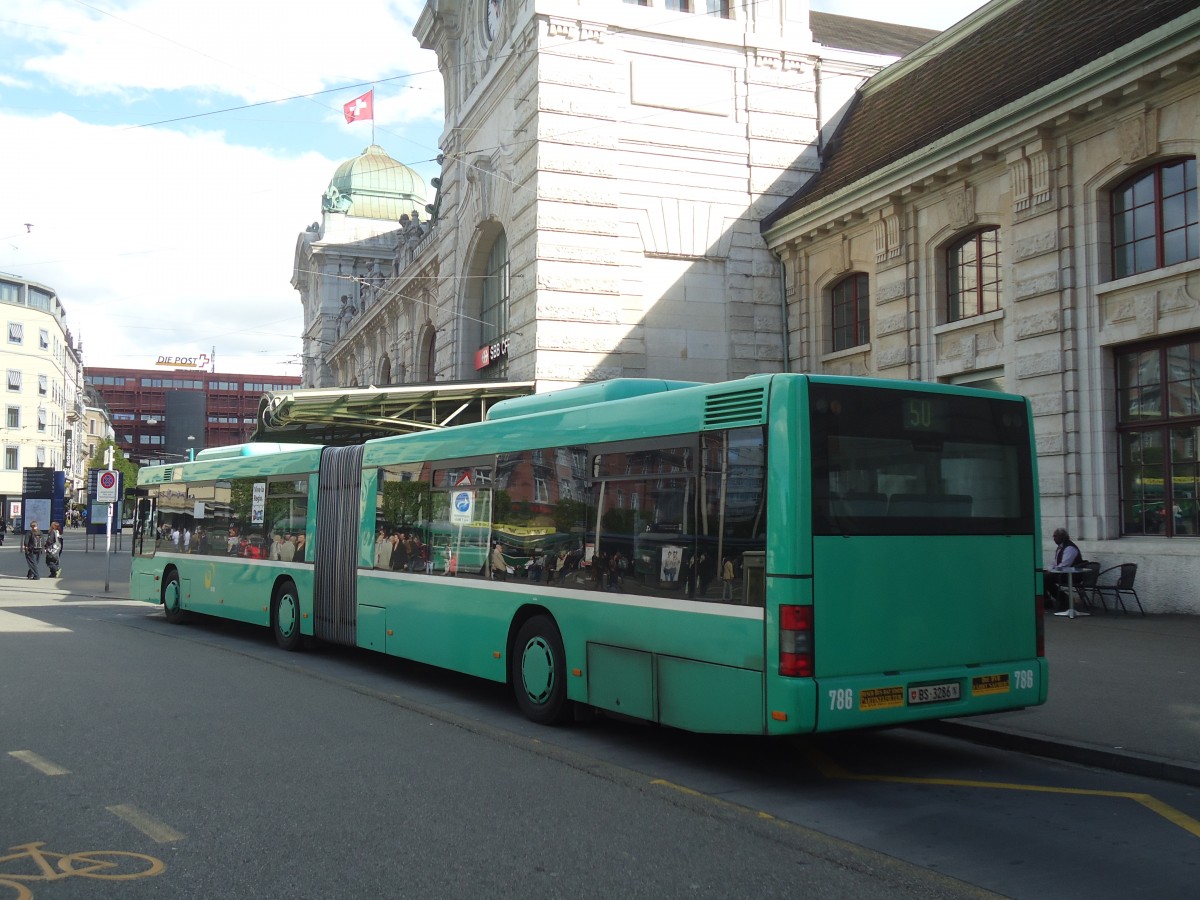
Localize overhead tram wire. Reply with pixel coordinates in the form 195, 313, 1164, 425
111, 0, 813, 201
101, 2, 966, 344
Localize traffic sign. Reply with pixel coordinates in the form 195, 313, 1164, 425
97, 470, 119, 503
450, 490, 474, 525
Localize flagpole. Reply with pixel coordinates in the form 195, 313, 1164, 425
371, 86, 376, 144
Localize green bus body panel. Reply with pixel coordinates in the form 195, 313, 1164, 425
360, 376, 773, 470
812, 535, 1037, 676
193, 442, 323, 461
355, 573, 766, 712
358, 605, 386, 651
587, 644, 656, 721
486, 378, 701, 420
814, 657, 1048, 731
765, 677, 819, 734
131, 571, 159, 603
132, 557, 317, 631
583, 645, 765, 732
657, 656, 764, 734
765, 377, 810, 578
137, 446, 324, 485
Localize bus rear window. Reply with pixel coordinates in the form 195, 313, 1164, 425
809, 383, 1034, 536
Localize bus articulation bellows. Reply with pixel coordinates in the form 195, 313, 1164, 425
130, 374, 1046, 734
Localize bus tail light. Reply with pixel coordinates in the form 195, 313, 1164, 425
779, 605, 813, 677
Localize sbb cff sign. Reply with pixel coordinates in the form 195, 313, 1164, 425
474, 337, 510, 370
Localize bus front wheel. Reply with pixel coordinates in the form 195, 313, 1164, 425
511, 615, 570, 725
162, 572, 185, 624
272, 580, 303, 652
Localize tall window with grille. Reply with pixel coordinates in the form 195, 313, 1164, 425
1112, 158, 1198, 279
1116, 335, 1200, 537
946, 228, 1001, 323
830, 273, 870, 352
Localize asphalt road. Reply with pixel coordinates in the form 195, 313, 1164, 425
2, 542, 1198, 899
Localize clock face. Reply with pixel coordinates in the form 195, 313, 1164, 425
485, 0, 501, 41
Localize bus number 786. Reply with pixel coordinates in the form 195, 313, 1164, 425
828, 688, 854, 710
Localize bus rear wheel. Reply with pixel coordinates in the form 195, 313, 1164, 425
272, 580, 303, 652
511, 615, 570, 725
162, 572, 185, 624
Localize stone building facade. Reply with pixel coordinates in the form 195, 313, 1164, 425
293, 144, 433, 389
761, 0, 1200, 612
297, 1, 930, 392
0, 272, 87, 515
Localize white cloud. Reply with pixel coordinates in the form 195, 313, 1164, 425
0, 111, 335, 373
12, 0, 432, 104
0, 0, 443, 375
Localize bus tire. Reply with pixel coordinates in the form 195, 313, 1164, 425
511, 615, 570, 725
272, 580, 303, 652
162, 571, 186, 624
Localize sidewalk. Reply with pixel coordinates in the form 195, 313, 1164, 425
927, 611, 1200, 786
3, 539, 1197, 785
0, 533, 133, 601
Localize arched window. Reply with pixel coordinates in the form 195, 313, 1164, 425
1112, 158, 1198, 279
946, 228, 1001, 323
480, 233, 509, 378
379, 357, 391, 385
424, 330, 436, 382
830, 273, 870, 352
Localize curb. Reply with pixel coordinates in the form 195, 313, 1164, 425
919, 719, 1200, 788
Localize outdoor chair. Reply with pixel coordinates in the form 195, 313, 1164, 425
1071, 561, 1101, 612
1093, 563, 1145, 615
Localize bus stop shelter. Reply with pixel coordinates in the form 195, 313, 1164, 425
253, 381, 536, 445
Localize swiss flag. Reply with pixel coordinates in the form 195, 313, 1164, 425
343, 89, 374, 124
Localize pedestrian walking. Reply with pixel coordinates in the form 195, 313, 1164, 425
44, 521, 63, 577
23, 521, 43, 580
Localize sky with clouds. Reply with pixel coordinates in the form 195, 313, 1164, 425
0, 0, 987, 377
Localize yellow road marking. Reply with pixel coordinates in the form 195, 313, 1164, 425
651, 779, 784, 823
8, 751, 69, 776
802, 746, 1200, 840
106, 805, 185, 843
649, 778, 1001, 898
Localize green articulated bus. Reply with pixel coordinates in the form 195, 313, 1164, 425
129, 374, 1047, 734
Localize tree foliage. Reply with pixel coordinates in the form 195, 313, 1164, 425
86, 439, 138, 498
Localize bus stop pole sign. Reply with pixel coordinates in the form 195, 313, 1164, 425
96, 470, 119, 503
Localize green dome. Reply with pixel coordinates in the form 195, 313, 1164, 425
322, 145, 427, 220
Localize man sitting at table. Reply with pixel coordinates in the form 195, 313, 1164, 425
1044, 527, 1082, 612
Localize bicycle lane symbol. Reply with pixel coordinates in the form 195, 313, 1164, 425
0, 841, 165, 899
